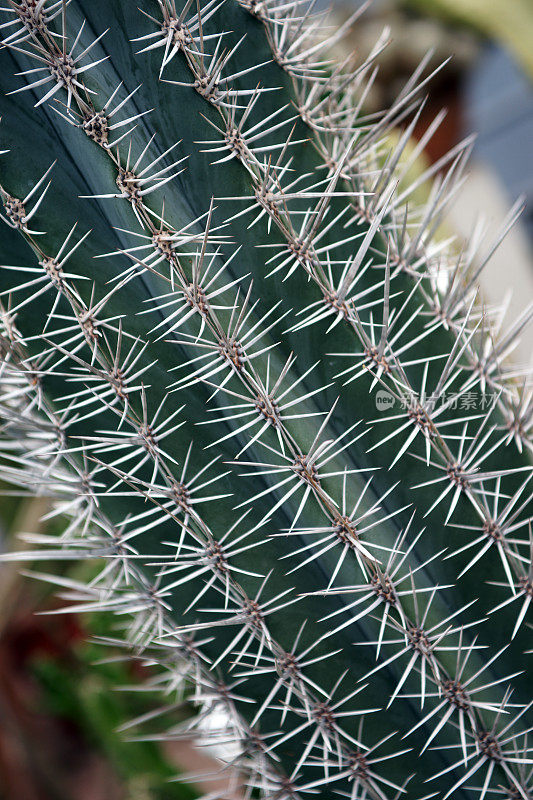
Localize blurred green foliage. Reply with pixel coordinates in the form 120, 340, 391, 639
0, 492, 197, 800
32, 614, 196, 800
405, 0, 533, 79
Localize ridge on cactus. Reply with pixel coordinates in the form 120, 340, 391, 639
0, 1, 532, 798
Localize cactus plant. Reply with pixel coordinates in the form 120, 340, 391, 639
0, 1, 532, 798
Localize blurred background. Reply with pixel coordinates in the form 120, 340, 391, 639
0, 1, 532, 798
335, 0, 533, 365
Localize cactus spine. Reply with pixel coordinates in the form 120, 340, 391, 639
0, 1, 532, 798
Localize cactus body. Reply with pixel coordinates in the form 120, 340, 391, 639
0, 1, 532, 798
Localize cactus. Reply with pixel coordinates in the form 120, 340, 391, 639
0, 1, 532, 798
